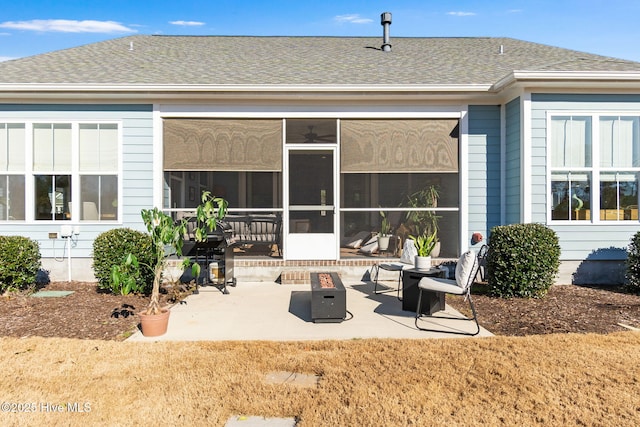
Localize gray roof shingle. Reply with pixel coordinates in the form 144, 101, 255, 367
1, 35, 639, 87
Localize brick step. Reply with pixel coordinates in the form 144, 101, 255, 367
279, 270, 312, 285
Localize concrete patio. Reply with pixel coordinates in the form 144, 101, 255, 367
127, 278, 493, 341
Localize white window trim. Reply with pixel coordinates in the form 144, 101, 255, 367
522, 93, 532, 223
546, 111, 640, 224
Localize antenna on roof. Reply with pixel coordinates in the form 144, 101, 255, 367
129, 41, 134, 51
381, 12, 392, 52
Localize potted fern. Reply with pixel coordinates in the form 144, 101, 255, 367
136, 191, 227, 337
410, 230, 438, 270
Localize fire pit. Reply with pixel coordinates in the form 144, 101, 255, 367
310, 272, 346, 323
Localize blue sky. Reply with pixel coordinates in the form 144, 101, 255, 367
1, 0, 639, 62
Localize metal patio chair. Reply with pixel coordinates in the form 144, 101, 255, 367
372, 262, 405, 300
414, 250, 481, 335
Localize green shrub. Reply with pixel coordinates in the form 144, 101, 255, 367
0, 235, 41, 293
110, 253, 145, 295
625, 231, 640, 294
93, 228, 154, 294
486, 223, 560, 298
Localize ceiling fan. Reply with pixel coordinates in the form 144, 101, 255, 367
299, 125, 335, 143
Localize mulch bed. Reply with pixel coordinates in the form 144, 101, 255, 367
1, 281, 640, 340
448, 283, 640, 336
0, 282, 169, 341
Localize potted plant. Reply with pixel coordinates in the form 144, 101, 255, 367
410, 230, 438, 270
135, 191, 228, 337
377, 210, 392, 251
404, 185, 441, 257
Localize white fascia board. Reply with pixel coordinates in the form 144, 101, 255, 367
0, 83, 492, 93
493, 70, 640, 92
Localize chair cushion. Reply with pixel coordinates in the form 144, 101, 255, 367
455, 251, 478, 289
378, 262, 412, 272
400, 239, 417, 264
341, 231, 371, 249
358, 234, 379, 254
418, 277, 465, 295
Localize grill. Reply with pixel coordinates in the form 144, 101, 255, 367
183, 221, 237, 294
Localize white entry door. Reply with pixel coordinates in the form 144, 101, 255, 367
285, 147, 337, 260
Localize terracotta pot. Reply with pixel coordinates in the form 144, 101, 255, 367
139, 308, 170, 337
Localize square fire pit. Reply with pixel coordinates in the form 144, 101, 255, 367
310, 272, 346, 323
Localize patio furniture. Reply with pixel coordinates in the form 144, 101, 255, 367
310, 272, 346, 323
414, 250, 481, 335
371, 237, 417, 299
372, 262, 408, 300
402, 267, 446, 314
477, 244, 488, 282
224, 213, 282, 256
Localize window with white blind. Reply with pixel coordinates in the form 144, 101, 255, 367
0, 121, 121, 222
0, 123, 26, 220
33, 123, 73, 220
78, 124, 118, 220
550, 114, 640, 222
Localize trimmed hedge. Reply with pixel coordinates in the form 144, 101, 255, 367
625, 231, 640, 294
486, 223, 560, 298
93, 228, 155, 294
0, 235, 41, 293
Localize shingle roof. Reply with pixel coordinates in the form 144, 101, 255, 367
1, 35, 639, 86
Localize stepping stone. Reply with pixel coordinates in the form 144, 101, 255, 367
225, 415, 297, 427
264, 371, 320, 387
30, 290, 74, 298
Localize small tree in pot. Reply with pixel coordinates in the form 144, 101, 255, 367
137, 191, 227, 336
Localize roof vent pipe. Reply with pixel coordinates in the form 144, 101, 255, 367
381, 12, 392, 52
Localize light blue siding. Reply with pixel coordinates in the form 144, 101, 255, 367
531, 93, 640, 260
0, 104, 153, 258
467, 105, 501, 244
505, 97, 521, 224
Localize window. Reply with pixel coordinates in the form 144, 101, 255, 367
0, 175, 25, 220
0, 123, 25, 171
550, 114, 640, 222
0, 123, 25, 220
0, 121, 120, 222
340, 119, 460, 259
79, 124, 118, 220
33, 124, 72, 221
163, 171, 282, 210
35, 175, 71, 220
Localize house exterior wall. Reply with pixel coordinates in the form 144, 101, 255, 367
467, 105, 502, 247
5, 96, 638, 285
0, 104, 154, 267
529, 94, 640, 284
505, 97, 522, 224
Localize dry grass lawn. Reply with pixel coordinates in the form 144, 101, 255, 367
1, 333, 639, 426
